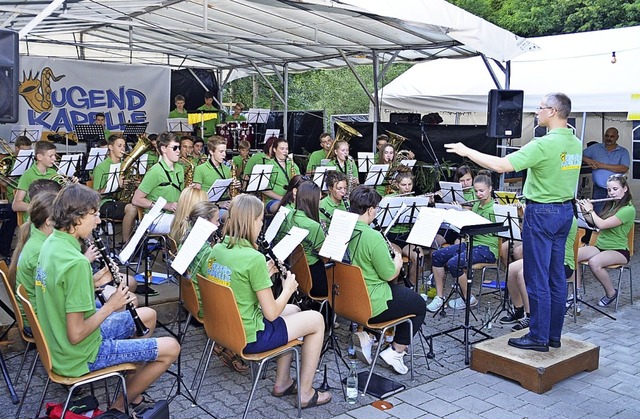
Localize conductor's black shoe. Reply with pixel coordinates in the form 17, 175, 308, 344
508, 333, 549, 352
549, 338, 561, 349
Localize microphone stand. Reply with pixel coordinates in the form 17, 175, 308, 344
420, 124, 447, 181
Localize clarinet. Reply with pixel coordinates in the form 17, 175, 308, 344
90, 231, 150, 337
371, 218, 396, 259
257, 231, 299, 298
342, 195, 351, 212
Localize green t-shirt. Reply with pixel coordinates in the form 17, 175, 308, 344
565, 218, 578, 270
243, 152, 268, 177
319, 195, 346, 225
326, 158, 358, 179
277, 210, 325, 265
193, 159, 232, 194
470, 200, 498, 258
463, 189, 475, 202
92, 156, 119, 206
227, 114, 246, 122
137, 159, 184, 212
268, 159, 301, 197
15, 225, 47, 328
16, 165, 57, 201
306, 149, 327, 173
145, 151, 159, 168
506, 128, 582, 202
347, 220, 395, 317
210, 238, 273, 344
168, 109, 188, 119
186, 242, 215, 319
595, 204, 635, 251
35, 229, 101, 377
196, 105, 219, 137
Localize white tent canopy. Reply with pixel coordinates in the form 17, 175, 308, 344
377, 25, 640, 114
2, 0, 535, 75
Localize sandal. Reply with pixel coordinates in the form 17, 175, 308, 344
271, 379, 297, 397
220, 349, 249, 373
213, 343, 225, 357
298, 388, 332, 409
130, 394, 155, 415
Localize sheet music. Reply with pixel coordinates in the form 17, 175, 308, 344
384, 203, 408, 236
10, 150, 35, 176
272, 226, 309, 262
494, 191, 519, 205
207, 178, 232, 202
439, 181, 467, 203
171, 217, 218, 275
364, 164, 389, 186
442, 208, 493, 231
246, 164, 273, 192
10, 125, 42, 142
264, 206, 291, 244
104, 163, 121, 194
357, 152, 374, 173
312, 166, 336, 190
493, 204, 522, 240
399, 159, 416, 168
576, 203, 598, 231
85, 148, 108, 170
247, 108, 270, 125
167, 118, 192, 132
118, 197, 167, 263
397, 197, 430, 223
406, 207, 446, 248
137, 154, 149, 175
57, 153, 83, 177
319, 209, 358, 261
264, 129, 280, 140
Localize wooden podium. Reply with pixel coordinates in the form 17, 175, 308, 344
471, 329, 599, 394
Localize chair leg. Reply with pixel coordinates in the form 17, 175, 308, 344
35, 376, 51, 418
294, 348, 302, 419
629, 267, 633, 306
363, 326, 388, 396
180, 313, 192, 345
191, 338, 211, 390
194, 339, 216, 402
61, 382, 80, 418
13, 342, 32, 385
243, 359, 267, 419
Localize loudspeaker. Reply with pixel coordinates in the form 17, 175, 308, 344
487, 89, 523, 138
0, 30, 19, 124
390, 112, 421, 124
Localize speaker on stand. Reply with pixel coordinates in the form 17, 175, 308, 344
487, 89, 524, 139
0, 30, 19, 124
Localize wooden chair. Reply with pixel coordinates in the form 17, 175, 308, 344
290, 244, 328, 317
16, 285, 137, 418
195, 274, 302, 419
0, 263, 37, 389
476, 239, 506, 312
567, 228, 587, 321
16, 211, 25, 227
580, 227, 635, 312
327, 262, 415, 396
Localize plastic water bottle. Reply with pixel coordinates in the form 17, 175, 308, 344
346, 360, 358, 404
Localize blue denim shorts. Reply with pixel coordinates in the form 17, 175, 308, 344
244, 316, 288, 354
88, 311, 158, 372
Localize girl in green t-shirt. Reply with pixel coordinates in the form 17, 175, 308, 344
576, 174, 636, 307
215, 194, 331, 409
319, 171, 348, 227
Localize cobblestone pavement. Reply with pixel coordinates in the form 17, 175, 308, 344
2, 226, 638, 418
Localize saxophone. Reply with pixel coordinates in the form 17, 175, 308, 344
289, 153, 296, 179
180, 156, 195, 187
229, 161, 239, 198
346, 155, 358, 195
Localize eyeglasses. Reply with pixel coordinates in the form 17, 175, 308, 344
536, 106, 553, 111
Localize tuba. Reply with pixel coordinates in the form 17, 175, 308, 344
0, 138, 18, 191
116, 135, 152, 201
384, 130, 413, 194
326, 121, 362, 159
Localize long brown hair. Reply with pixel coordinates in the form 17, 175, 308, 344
600, 174, 633, 218
223, 194, 263, 249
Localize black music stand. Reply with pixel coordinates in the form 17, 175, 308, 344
206, 180, 232, 204
0, 298, 19, 404
75, 124, 106, 153
364, 165, 388, 190
245, 166, 276, 198
425, 222, 508, 365
9, 152, 35, 177
122, 123, 148, 144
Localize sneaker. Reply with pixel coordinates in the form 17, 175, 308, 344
426, 295, 444, 312
448, 295, 478, 310
511, 316, 530, 331
566, 293, 582, 308
354, 331, 375, 364
598, 289, 618, 307
379, 346, 409, 375
499, 310, 524, 325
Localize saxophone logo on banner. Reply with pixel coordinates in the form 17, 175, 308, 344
16, 56, 170, 134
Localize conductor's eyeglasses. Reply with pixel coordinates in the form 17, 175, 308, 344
536, 106, 553, 111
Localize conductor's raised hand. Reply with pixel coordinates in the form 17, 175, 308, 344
444, 142, 471, 157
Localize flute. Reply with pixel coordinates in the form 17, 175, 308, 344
584, 197, 619, 203
89, 231, 150, 337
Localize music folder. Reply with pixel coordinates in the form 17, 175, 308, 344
272, 226, 309, 262
171, 217, 218, 275
319, 209, 359, 261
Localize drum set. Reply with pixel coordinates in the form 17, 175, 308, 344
216, 121, 255, 150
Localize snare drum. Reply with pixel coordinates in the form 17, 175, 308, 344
215, 123, 228, 136
227, 122, 238, 130
239, 121, 249, 130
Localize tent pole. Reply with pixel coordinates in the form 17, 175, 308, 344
480, 54, 503, 90
250, 60, 285, 106
284, 63, 289, 142
372, 51, 380, 151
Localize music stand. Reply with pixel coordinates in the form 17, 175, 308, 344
364, 164, 389, 187
10, 125, 42, 143
312, 166, 336, 191
248, 109, 270, 148
357, 152, 374, 174
424, 222, 508, 365
122, 123, 148, 144
75, 124, 106, 153
246, 164, 275, 196
166, 118, 192, 133
10, 150, 35, 177
85, 148, 108, 172
438, 181, 467, 203
206, 178, 232, 203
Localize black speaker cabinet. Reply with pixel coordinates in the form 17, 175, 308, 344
390, 112, 421, 124
0, 29, 19, 124
487, 89, 523, 139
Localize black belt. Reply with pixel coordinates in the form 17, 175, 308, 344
525, 199, 574, 205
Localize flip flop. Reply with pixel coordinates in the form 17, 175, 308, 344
271, 379, 297, 397
298, 388, 332, 409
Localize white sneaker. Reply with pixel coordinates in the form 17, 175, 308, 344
379, 346, 408, 375
448, 295, 478, 310
426, 295, 444, 312
354, 331, 375, 364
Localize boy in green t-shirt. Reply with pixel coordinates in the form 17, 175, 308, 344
13, 140, 58, 213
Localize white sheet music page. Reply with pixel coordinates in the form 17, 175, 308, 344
246, 164, 273, 192
319, 209, 358, 261
312, 166, 336, 190
171, 217, 218, 275
137, 154, 149, 175
103, 163, 121, 194
272, 226, 309, 262
364, 164, 389, 186
118, 197, 167, 263
357, 152, 374, 173
207, 178, 233, 202
493, 204, 522, 240
85, 148, 108, 170
406, 207, 445, 248
443, 208, 493, 231
264, 206, 291, 244
57, 154, 82, 176
384, 203, 408, 236
10, 150, 35, 176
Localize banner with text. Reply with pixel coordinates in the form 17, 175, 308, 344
15, 56, 170, 136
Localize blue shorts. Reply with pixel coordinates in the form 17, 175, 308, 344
244, 317, 288, 354
265, 199, 280, 213
88, 311, 158, 372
